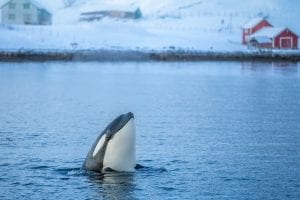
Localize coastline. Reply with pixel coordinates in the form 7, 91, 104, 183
0, 49, 300, 62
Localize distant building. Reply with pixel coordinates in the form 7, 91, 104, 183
249, 27, 298, 49
1, 0, 52, 25
242, 18, 298, 49
242, 17, 272, 45
80, 6, 142, 22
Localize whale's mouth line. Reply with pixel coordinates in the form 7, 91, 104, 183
108, 118, 133, 137
106, 112, 134, 137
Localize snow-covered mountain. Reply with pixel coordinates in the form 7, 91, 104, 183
45, 0, 299, 26
1, 0, 299, 51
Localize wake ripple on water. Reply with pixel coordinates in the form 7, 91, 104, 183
49, 164, 168, 183
54, 167, 82, 176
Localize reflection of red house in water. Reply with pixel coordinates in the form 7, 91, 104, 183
242, 18, 298, 49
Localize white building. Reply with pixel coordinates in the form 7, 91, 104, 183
1, 0, 52, 25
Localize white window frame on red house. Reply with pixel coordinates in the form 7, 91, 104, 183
279, 37, 293, 49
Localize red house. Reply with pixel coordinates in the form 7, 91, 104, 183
249, 27, 298, 49
242, 18, 272, 44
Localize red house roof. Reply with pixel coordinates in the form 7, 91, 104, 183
243, 17, 268, 29
251, 27, 298, 39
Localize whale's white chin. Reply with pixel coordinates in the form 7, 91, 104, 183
103, 118, 136, 172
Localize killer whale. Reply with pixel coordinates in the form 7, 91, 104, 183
82, 112, 137, 173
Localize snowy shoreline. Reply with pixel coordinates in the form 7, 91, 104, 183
0, 49, 300, 62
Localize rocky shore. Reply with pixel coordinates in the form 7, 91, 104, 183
1, 49, 300, 62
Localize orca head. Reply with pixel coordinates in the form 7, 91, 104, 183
105, 112, 134, 139
92, 112, 136, 172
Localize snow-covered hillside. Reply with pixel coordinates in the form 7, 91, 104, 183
0, 0, 299, 51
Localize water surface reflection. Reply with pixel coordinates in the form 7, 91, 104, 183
86, 172, 137, 200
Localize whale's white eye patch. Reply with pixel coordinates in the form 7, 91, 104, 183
93, 134, 106, 157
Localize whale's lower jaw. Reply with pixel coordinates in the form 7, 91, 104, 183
102, 118, 136, 172
102, 164, 136, 173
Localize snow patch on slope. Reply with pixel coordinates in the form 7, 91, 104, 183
0, 0, 299, 51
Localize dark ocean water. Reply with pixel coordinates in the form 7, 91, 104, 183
0, 61, 299, 200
